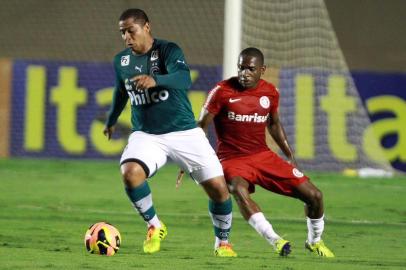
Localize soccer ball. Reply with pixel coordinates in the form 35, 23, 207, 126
84, 222, 121, 256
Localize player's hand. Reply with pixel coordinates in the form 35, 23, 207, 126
103, 126, 115, 140
130, 75, 156, 91
176, 170, 185, 189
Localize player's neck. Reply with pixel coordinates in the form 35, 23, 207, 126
132, 36, 154, 55
242, 81, 260, 91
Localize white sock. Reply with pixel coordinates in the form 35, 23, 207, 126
147, 215, 162, 229
215, 237, 229, 248
307, 215, 324, 244
248, 212, 281, 246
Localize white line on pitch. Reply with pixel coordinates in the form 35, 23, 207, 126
14, 204, 406, 227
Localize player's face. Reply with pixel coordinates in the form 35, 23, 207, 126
119, 18, 151, 54
237, 55, 265, 89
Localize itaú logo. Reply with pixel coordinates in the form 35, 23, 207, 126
227, 111, 268, 123
128, 89, 169, 106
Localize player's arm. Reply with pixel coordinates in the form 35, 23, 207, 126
131, 43, 191, 91
197, 108, 215, 134
268, 110, 297, 166
104, 62, 129, 140
152, 42, 192, 90
198, 85, 222, 134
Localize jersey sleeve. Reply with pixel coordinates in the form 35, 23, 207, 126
105, 59, 129, 127
153, 42, 192, 90
203, 85, 223, 115
270, 88, 280, 114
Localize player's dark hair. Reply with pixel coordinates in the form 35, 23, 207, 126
240, 47, 264, 65
119, 9, 149, 25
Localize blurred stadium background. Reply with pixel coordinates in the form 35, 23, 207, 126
0, 0, 405, 173
1, 1, 406, 269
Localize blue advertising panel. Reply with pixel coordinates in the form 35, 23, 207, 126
353, 72, 406, 172
9, 59, 406, 172
10, 60, 220, 159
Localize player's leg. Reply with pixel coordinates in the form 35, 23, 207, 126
121, 162, 163, 229
247, 151, 334, 257
200, 176, 237, 257
228, 176, 291, 256
120, 131, 168, 253
294, 180, 324, 219
167, 128, 236, 257
293, 181, 334, 257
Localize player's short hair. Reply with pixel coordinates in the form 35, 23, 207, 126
119, 8, 149, 25
240, 47, 264, 65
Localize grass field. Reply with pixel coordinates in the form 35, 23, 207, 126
1, 158, 406, 269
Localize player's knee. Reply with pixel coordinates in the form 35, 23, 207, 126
227, 182, 236, 195
229, 182, 248, 201
202, 176, 230, 202
309, 188, 323, 206
228, 181, 242, 196
121, 163, 146, 187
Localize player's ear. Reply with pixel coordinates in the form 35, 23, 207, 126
261, 65, 266, 75
144, 22, 151, 33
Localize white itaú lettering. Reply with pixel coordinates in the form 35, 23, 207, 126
128, 89, 170, 106
227, 111, 269, 123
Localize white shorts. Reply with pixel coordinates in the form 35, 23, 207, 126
120, 128, 224, 183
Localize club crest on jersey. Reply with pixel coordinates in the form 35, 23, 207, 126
260, 96, 270, 109
150, 65, 160, 75
121, 55, 130, 66
150, 50, 159, 61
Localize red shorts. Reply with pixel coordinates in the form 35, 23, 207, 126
221, 151, 308, 196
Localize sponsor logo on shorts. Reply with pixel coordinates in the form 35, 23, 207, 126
260, 96, 270, 109
292, 168, 304, 178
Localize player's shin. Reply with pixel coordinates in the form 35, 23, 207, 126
208, 198, 233, 248
306, 214, 325, 244
248, 212, 281, 245
125, 182, 161, 228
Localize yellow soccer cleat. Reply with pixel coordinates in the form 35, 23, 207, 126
214, 242, 237, 257
274, 239, 291, 256
305, 240, 335, 258
143, 222, 167, 254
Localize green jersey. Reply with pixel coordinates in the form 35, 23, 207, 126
106, 39, 197, 134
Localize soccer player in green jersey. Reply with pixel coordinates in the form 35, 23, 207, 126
103, 8, 236, 257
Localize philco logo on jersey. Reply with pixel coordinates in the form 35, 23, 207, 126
128, 89, 169, 106
121, 55, 130, 66
228, 111, 269, 123
124, 78, 169, 106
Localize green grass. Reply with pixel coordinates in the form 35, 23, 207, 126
1, 158, 406, 269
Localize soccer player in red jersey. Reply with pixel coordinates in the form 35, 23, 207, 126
198, 47, 335, 257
